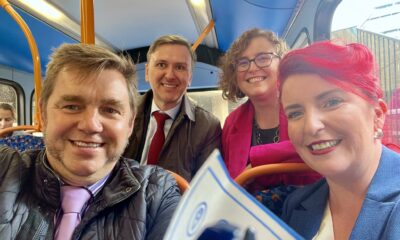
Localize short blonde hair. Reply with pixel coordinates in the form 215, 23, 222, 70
147, 35, 196, 70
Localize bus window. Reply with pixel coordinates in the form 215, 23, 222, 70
31, 90, 36, 126
291, 30, 310, 49
187, 90, 247, 127
331, 0, 400, 144
0, 80, 19, 125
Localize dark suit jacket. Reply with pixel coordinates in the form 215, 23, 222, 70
281, 146, 400, 239
123, 90, 222, 181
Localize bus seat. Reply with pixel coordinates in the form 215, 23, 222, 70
0, 125, 39, 138
0, 134, 44, 152
167, 170, 190, 194
234, 163, 314, 216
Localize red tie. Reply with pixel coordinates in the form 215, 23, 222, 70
147, 111, 170, 165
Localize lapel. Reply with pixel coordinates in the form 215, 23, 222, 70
123, 91, 152, 160
226, 101, 254, 176
350, 146, 400, 239
164, 95, 194, 144
289, 181, 329, 239
157, 95, 195, 165
289, 147, 400, 239
229, 100, 253, 137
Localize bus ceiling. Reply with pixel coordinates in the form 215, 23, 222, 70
0, 0, 340, 80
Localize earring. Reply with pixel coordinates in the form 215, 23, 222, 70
374, 128, 384, 139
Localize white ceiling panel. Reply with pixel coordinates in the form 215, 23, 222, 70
49, 0, 199, 50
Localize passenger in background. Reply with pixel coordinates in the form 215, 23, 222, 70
280, 41, 400, 239
218, 28, 319, 187
0, 44, 180, 239
123, 35, 222, 181
0, 103, 24, 137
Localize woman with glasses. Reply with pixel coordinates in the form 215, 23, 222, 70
218, 28, 319, 190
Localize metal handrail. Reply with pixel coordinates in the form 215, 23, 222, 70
191, 19, 215, 51
0, 0, 42, 133
80, 0, 95, 44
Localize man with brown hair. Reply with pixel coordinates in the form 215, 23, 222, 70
0, 43, 180, 239
123, 35, 222, 181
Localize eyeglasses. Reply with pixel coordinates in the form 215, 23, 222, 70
235, 52, 279, 72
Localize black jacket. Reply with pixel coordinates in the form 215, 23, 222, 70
0, 146, 180, 239
123, 90, 222, 181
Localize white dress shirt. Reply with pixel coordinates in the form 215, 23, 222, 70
140, 99, 181, 165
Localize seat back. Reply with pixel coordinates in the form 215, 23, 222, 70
234, 163, 313, 186
167, 170, 190, 194
234, 163, 315, 216
0, 134, 45, 152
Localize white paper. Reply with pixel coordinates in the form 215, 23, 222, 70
164, 149, 302, 240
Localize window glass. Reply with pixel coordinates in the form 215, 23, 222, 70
188, 90, 247, 127
31, 90, 36, 125
0, 83, 18, 125
331, 0, 400, 144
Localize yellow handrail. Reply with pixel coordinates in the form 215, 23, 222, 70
80, 0, 95, 44
0, 0, 42, 132
0, 125, 37, 137
191, 19, 215, 51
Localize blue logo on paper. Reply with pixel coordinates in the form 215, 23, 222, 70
187, 202, 207, 236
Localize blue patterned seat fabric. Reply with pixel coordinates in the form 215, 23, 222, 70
253, 185, 300, 216
0, 134, 45, 152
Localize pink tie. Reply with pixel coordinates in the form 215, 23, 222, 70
56, 186, 91, 240
147, 111, 170, 165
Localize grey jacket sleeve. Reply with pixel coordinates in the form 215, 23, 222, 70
145, 167, 181, 240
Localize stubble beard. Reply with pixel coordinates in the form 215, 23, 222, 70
43, 130, 130, 173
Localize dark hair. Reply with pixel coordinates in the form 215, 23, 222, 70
278, 41, 382, 103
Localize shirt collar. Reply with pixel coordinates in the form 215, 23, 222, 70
150, 98, 181, 120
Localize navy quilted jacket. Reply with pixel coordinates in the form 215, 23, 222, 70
0, 146, 180, 240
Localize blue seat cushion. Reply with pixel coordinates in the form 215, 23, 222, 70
0, 134, 45, 152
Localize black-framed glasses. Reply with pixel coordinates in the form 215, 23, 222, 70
235, 52, 279, 72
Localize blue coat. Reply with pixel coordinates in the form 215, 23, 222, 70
281, 146, 400, 240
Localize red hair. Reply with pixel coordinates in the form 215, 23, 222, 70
278, 41, 400, 152
278, 41, 382, 103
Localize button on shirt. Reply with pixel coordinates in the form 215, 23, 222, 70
140, 100, 180, 165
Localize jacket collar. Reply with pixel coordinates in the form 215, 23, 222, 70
230, 100, 254, 134
350, 146, 400, 239
290, 180, 329, 239
228, 100, 289, 141
82, 158, 141, 223
180, 94, 196, 121
289, 146, 400, 239
141, 90, 196, 122
34, 150, 141, 211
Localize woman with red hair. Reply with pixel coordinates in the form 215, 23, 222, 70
279, 41, 400, 239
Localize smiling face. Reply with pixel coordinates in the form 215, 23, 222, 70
145, 44, 192, 110
281, 74, 384, 179
236, 36, 279, 102
41, 69, 134, 186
